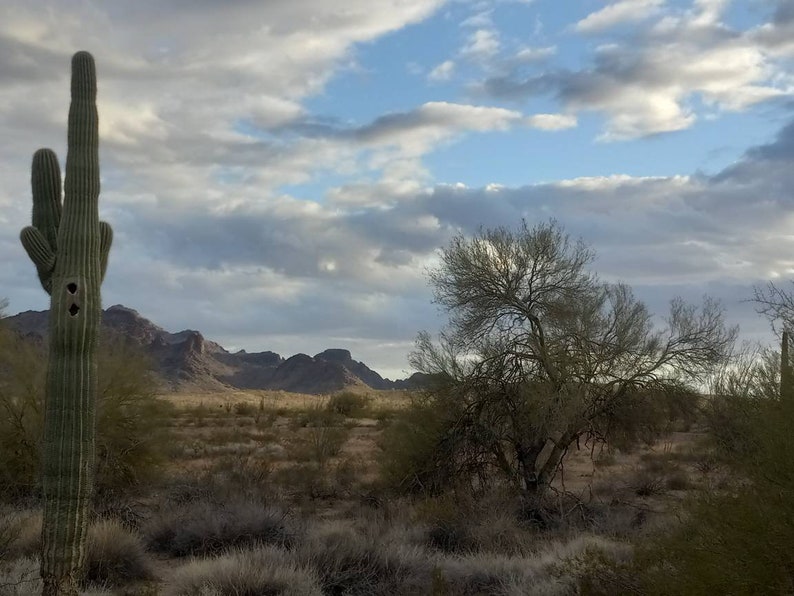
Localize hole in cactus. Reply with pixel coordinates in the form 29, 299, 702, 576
69, 304, 80, 317
67, 283, 77, 294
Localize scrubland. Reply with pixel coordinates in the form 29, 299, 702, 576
0, 387, 752, 596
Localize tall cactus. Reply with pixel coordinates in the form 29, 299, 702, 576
19, 51, 112, 596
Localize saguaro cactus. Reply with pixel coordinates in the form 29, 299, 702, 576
20, 51, 112, 596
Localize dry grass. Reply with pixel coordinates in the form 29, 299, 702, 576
164, 546, 322, 596
84, 519, 154, 587
164, 389, 410, 415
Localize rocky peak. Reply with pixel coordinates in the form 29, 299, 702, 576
315, 348, 353, 363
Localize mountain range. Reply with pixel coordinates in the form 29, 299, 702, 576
4, 305, 429, 394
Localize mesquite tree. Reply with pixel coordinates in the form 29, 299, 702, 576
411, 220, 735, 499
20, 52, 112, 595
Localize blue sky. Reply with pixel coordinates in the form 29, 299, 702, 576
2, 0, 794, 379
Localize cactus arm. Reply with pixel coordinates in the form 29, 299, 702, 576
99, 221, 113, 282
23, 148, 63, 294
31, 148, 62, 251
20, 226, 56, 292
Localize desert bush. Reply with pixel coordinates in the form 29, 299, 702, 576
289, 425, 349, 471
0, 325, 45, 501
0, 511, 40, 561
144, 499, 298, 558
415, 495, 476, 554
326, 392, 371, 418
83, 519, 153, 587
233, 401, 257, 417
0, 517, 151, 592
628, 470, 666, 497
378, 392, 460, 494
94, 336, 174, 497
0, 323, 172, 501
164, 545, 322, 596
298, 524, 435, 596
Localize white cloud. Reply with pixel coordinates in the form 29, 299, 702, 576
525, 113, 577, 130
461, 28, 501, 60
574, 0, 665, 33
461, 10, 493, 28
513, 45, 556, 63
428, 59, 456, 81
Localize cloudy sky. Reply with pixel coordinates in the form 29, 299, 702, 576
2, 0, 794, 379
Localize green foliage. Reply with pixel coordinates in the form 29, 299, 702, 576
378, 392, 460, 494
94, 336, 173, 497
0, 327, 46, 500
0, 320, 170, 501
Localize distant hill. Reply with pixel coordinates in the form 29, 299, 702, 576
4, 305, 429, 394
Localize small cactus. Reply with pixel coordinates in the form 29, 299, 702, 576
20, 51, 112, 596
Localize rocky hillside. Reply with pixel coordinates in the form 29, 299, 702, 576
4, 305, 427, 394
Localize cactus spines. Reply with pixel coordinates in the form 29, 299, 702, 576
19, 51, 112, 596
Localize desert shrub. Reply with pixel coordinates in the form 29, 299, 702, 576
326, 392, 370, 418
94, 336, 174, 497
289, 425, 349, 471
271, 463, 336, 500
83, 519, 153, 587
0, 511, 40, 561
0, 517, 151, 592
0, 323, 172, 501
233, 401, 256, 417
298, 524, 435, 596
144, 499, 298, 558
628, 470, 666, 497
415, 495, 476, 554
164, 546, 322, 596
378, 392, 460, 494
290, 402, 338, 430
0, 325, 45, 501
